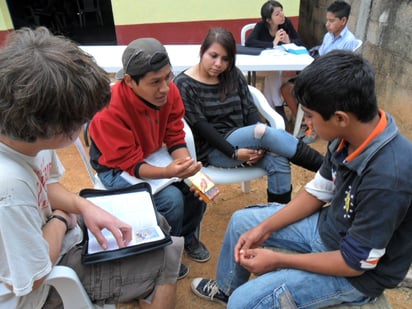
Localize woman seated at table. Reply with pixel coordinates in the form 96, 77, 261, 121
174, 27, 322, 204
245, 0, 303, 124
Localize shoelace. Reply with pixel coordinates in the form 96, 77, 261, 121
202, 280, 222, 300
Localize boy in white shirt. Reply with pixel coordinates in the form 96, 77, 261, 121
0, 27, 183, 309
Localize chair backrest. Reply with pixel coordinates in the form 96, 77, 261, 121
0, 283, 17, 308
240, 23, 256, 46
248, 85, 285, 130
74, 137, 106, 190
353, 38, 363, 52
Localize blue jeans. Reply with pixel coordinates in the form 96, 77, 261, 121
98, 169, 206, 245
208, 124, 293, 194
216, 204, 373, 309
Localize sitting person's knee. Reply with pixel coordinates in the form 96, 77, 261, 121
254, 123, 267, 139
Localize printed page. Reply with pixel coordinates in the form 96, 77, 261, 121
261, 46, 288, 56
86, 191, 165, 254
120, 147, 180, 194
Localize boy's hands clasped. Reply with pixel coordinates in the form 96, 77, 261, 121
237, 148, 265, 165
234, 224, 277, 275
273, 29, 290, 46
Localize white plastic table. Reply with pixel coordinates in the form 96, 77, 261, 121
79, 44, 313, 75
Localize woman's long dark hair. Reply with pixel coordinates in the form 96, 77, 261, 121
199, 28, 237, 100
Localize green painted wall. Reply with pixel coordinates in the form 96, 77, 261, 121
111, 0, 300, 25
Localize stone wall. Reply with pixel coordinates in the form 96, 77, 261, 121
298, 0, 412, 140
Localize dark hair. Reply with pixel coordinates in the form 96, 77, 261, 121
327, 0, 351, 19
261, 1, 283, 21
293, 50, 378, 122
0, 27, 111, 142
199, 28, 237, 98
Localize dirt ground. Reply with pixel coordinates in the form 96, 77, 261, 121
56, 135, 412, 309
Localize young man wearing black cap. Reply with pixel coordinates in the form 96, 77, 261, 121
88, 38, 210, 278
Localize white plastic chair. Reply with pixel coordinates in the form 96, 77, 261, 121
184, 85, 285, 193
240, 23, 259, 85
0, 266, 115, 309
74, 137, 106, 189
353, 38, 363, 53
240, 23, 256, 46
293, 38, 363, 137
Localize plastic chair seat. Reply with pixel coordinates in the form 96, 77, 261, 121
0, 266, 115, 308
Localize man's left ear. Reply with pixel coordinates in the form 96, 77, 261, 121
341, 16, 348, 25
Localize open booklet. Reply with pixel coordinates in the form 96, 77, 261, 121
120, 147, 180, 194
79, 183, 172, 264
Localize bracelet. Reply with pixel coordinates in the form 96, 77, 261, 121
46, 215, 69, 234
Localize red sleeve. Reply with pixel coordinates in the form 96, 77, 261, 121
89, 108, 145, 175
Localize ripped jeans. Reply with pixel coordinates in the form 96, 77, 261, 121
207, 123, 294, 195
216, 204, 372, 309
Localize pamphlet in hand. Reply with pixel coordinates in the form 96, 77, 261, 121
79, 183, 172, 264
120, 147, 180, 194
184, 170, 220, 203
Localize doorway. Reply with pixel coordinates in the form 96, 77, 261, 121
6, 0, 117, 45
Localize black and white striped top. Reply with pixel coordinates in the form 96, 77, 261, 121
174, 68, 261, 164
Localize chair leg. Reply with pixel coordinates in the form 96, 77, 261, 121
241, 181, 251, 193
293, 104, 304, 137
77, 12, 83, 27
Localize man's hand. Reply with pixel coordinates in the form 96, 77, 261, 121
238, 248, 279, 275
166, 157, 202, 179
82, 202, 132, 250
234, 224, 271, 263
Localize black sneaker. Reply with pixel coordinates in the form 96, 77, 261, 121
178, 263, 189, 280
191, 278, 228, 305
185, 237, 211, 263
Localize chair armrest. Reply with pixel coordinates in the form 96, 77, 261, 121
248, 85, 285, 130
309, 45, 320, 52
182, 118, 197, 161
0, 283, 12, 298
45, 266, 94, 308
0, 267, 90, 308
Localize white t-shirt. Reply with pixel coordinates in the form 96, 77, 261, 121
0, 143, 82, 308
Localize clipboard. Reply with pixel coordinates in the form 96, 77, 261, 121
79, 183, 172, 264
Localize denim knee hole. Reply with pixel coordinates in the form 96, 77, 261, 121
274, 284, 298, 309
254, 123, 267, 139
